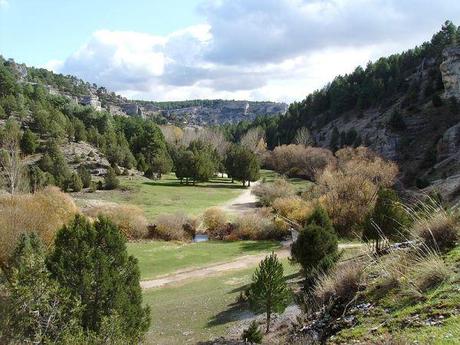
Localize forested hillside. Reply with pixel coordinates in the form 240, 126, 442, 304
223, 22, 460, 192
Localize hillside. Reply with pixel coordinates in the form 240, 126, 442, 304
2, 58, 286, 126
225, 22, 460, 203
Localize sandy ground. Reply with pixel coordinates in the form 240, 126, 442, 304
140, 243, 363, 290
220, 181, 259, 215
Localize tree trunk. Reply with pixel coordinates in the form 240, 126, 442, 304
248, 180, 251, 187
266, 307, 271, 333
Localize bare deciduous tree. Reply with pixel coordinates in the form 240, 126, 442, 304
240, 127, 267, 155
160, 125, 184, 146
293, 127, 313, 146
0, 119, 27, 194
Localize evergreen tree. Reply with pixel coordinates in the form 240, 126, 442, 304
47, 215, 150, 341
362, 188, 410, 253
247, 253, 290, 333
329, 127, 340, 152
291, 207, 339, 282
78, 165, 92, 188
104, 167, 120, 190
3, 233, 82, 344
388, 110, 406, 131
224, 145, 260, 186
71, 172, 83, 192
241, 321, 263, 343
20, 129, 39, 154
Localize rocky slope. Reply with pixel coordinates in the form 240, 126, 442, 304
309, 47, 460, 203
6, 58, 287, 126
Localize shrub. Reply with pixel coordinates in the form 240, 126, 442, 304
0, 186, 78, 266
242, 321, 263, 343
268, 145, 336, 180
202, 207, 227, 233
362, 188, 410, 253
291, 220, 339, 281
412, 210, 459, 252
153, 213, 197, 241
409, 253, 449, 292
272, 196, 314, 225
313, 262, 363, 306
252, 178, 295, 206
233, 212, 276, 240
104, 167, 120, 190
83, 204, 148, 240
318, 147, 398, 236
47, 215, 151, 341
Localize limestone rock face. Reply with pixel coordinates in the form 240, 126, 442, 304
437, 122, 460, 161
440, 47, 460, 99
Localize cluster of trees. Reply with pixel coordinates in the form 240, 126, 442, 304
0, 215, 150, 344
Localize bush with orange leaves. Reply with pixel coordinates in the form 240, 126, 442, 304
317, 147, 398, 237
0, 186, 78, 266
272, 196, 314, 225
84, 204, 148, 240
268, 144, 336, 180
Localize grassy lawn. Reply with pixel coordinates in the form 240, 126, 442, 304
76, 173, 244, 221
128, 240, 282, 280
259, 169, 312, 193
142, 259, 300, 344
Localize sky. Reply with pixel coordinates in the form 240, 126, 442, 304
1, 0, 460, 103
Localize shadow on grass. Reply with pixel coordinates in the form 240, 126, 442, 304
238, 241, 281, 253
142, 180, 247, 190
206, 300, 254, 328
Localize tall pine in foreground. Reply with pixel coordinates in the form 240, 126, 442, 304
47, 215, 150, 343
248, 253, 290, 333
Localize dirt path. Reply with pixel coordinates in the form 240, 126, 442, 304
140, 243, 363, 290
220, 181, 259, 215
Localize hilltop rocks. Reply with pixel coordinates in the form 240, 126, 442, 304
440, 47, 460, 99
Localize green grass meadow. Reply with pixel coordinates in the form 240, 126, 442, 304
142, 258, 300, 344
128, 240, 281, 280
77, 173, 244, 220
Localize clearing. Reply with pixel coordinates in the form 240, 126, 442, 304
128, 240, 281, 280
74, 173, 244, 220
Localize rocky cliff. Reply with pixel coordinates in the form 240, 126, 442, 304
309, 46, 460, 202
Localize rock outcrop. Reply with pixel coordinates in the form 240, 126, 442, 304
440, 46, 460, 99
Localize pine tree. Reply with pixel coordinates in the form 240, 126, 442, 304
3, 233, 82, 344
71, 172, 83, 192
46, 215, 151, 341
20, 129, 39, 154
291, 207, 339, 283
78, 166, 92, 188
247, 253, 290, 333
104, 167, 120, 190
362, 188, 410, 253
242, 321, 263, 343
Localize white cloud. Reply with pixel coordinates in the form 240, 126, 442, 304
52, 0, 460, 102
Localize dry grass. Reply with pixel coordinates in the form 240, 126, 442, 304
153, 213, 198, 241
84, 204, 148, 240
409, 253, 450, 292
313, 261, 363, 305
0, 187, 78, 264
411, 209, 459, 252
